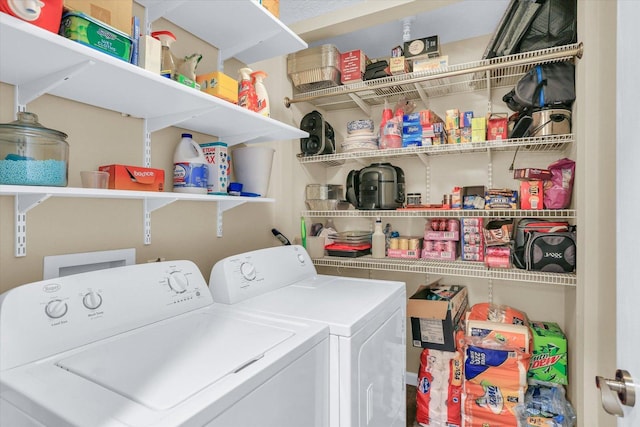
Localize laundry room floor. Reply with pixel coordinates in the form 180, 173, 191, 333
407, 385, 419, 427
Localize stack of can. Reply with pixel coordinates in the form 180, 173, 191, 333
422, 218, 460, 261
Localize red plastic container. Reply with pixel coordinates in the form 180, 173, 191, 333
0, 0, 63, 33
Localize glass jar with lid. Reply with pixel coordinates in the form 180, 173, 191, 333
0, 112, 69, 186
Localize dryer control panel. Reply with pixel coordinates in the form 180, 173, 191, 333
0, 260, 212, 371
210, 245, 317, 304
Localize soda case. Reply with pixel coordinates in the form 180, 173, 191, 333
528, 321, 568, 385
422, 218, 460, 261
461, 218, 484, 261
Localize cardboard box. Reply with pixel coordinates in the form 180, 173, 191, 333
411, 55, 448, 72
403, 35, 440, 59
520, 180, 544, 210
200, 142, 229, 195
98, 164, 164, 191
529, 321, 568, 385
387, 248, 421, 259
64, 0, 133, 35
487, 114, 508, 140
485, 189, 518, 209
462, 186, 486, 209
139, 35, 161, 74
407, 281, 468, 351
471, 117, 486, 142
197, 72, 238, 104
389, 56, 409, 75
340, 50, 368, 84
513, 168, 552, 181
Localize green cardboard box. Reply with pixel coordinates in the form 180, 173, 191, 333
528, 321, 568, 385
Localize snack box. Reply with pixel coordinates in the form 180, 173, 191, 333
513, 168, 553, 181
197, 72, 238, 103
485, 189, 518, 209
487, 114, 508, 140
59, 11, 132, 62
403, 35, 440, 59
520, 180, 544, 210
407, 281, 468, 351
471, 117, 486, 142
528, 321, 568, 385
98, 164, 164, 191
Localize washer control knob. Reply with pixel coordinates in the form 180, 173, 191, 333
168, 271, 188, 293
240, 262, 256, 281
297, 253, 306, 264
83, 291, 103, 310
45, 299, 68, 319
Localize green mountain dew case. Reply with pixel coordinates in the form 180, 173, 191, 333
528, 321, 568, 385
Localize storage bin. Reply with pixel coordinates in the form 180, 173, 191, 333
287, 44, 341, 92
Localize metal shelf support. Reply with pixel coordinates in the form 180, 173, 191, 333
217, 200, 246, 237
14, 193, 51, 257
143, 197, 178, 245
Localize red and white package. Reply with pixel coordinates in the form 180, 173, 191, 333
416, 349, 463, 427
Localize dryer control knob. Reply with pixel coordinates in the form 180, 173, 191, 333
45, 299, 68, 319
297, 253, 305, 264
168, 271, 188, 293
240, 262, 256, 281
83, 291, 103, 310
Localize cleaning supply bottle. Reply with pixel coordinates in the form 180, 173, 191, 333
173, 133, 208, 194
251, 70, 270, 117
151, 30, 177, 78
238, 67, 257, 111
372, 217, 386, 258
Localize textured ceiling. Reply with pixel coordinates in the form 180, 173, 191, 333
278, 0, 509, 59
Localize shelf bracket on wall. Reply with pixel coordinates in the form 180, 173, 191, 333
15, 61, 95, 111
143, 119, 152, 167
146, 107, 218, 133
413, 83, 430, 109
416, 154, 431, 203
347, 93, 372, 117
219, 28, 281, 62
485, 69, 493, 114
143, 197, 178, 245
216, 200, 246, 237
14, 193, 51, 257
487, 278, 494, 304
487, 148, 494, 189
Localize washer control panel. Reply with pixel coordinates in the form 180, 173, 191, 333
209, 245, 316, 304
0, 260, 212, 370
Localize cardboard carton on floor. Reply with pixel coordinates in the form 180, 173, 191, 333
407, 280, 468, 351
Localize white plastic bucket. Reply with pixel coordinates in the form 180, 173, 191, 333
231, 146, 275, 197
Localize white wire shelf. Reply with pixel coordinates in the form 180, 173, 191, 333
303, 209, 576, 219
285, 43, 582, 111
297, 134, 573, 165
313, 256, 576, 286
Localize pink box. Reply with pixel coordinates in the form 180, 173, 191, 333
424, 230, 460, 241
461, 218, 484, 262
388, 248, 421, 259
340, 50, 368, 84
422, 247, 458, 261
520, 180, 544, 210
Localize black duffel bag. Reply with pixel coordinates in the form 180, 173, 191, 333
503, 62, 575, 114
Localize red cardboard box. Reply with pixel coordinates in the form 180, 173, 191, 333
340, 50, 368, 84
513, 168, 553, 181
98, 164, 164, 191
487, 114, 508, 140
520, 180, 544, 210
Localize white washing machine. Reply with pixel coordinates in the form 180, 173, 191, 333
0, 260, 329, 427
209, 245, 407, 427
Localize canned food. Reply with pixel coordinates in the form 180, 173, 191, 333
447, 219, 459, 232
389, 238, 399, 250
398, 238, 409, 250
408, 238, 421, 250
423, 240, 435, 252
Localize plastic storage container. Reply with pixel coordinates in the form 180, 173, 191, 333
287, 44, 341, 92
173, 133, 208, 194
0, 112, 69, 186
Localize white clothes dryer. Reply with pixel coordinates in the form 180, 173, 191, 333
209, 245, 406, 427
0, 260, 329, 427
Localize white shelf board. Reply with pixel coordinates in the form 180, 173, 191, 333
0, 185, 273, 205
0, 14, 306, 145
137, 0, 307, 65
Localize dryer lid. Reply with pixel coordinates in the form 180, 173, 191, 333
55, 311, 293, 410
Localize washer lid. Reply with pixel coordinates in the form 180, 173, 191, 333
235, 275, 404, 337
55, 311, 293, 410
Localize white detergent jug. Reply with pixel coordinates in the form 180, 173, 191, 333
173, 133, 208, 194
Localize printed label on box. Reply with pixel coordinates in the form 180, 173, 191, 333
419, 319, 446, 345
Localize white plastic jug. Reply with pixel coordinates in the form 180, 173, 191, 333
173, 133, 208, 194
231, 146, 275, 197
